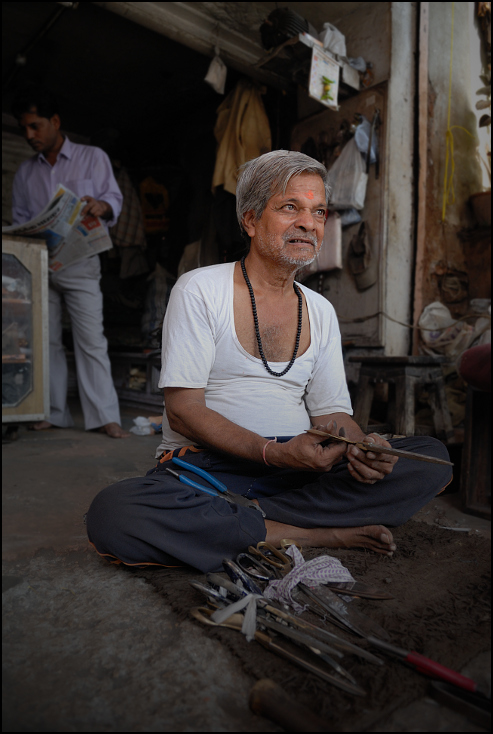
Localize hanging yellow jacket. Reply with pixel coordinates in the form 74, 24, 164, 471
212, 78, 272, 196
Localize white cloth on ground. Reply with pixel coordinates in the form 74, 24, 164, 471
264, 545, 355, 612
211, 593, 264, 642
156, 262, 352, 454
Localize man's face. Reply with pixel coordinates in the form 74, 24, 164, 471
243, 173, 327, 268
18, 107, 61, 155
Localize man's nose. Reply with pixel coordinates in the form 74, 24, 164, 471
295, 208, 316, 230
25, 128, 35, 139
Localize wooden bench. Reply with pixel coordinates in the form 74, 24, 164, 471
349, 355, 454, 441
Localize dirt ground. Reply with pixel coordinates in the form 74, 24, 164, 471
133, 520, 491, 732
2, 399, 491, 732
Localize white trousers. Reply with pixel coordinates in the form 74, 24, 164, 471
48, 256, 121, 429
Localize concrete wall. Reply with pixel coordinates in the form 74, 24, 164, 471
333, 1, 392, 86
381, 1, 417, 355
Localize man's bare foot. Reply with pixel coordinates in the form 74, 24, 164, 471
264, 519, 397, 556
31, 421, 55, 431
319, 525, 397, 555
98, 422, 130, 439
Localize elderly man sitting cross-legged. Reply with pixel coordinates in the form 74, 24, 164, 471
86, 151, 452, 573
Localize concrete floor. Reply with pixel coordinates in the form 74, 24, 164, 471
2, 399, 491, 732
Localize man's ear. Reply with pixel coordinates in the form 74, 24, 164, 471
242, 210, 257, 238
50, 114, 61, 131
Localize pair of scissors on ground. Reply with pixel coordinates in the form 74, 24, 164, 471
236, 540, 297, 581
165, 457, 265, 516
236, 542, 395, 601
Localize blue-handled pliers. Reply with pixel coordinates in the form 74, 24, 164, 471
165, 457, 266, 517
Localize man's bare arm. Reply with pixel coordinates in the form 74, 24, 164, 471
310, 412, 398, 484
164, 387, 346, 471
165, 387, 269, 462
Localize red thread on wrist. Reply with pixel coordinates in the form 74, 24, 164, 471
263, 437, 277, 466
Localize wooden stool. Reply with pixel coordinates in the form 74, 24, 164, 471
349, 355, 454, 441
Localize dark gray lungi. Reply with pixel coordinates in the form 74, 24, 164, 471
86, 436, 452, 573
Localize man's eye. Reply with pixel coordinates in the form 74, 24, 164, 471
283, 204, 296, 211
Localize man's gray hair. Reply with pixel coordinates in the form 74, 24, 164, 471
236, 150, 330, 237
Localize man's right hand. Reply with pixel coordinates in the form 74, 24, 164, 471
80, 196, 113, 220
267, 421, 347, 471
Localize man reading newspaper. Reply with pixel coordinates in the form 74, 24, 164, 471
11, 87, 129, 438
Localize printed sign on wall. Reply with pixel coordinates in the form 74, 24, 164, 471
309, 47, 340, 110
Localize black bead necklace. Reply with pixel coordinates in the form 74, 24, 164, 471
240, 256, 303, 377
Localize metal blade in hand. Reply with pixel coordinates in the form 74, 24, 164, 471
306, 429, 453, 466
357, 442, 453, 466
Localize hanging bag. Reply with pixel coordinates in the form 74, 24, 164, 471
328, 138, 367, 210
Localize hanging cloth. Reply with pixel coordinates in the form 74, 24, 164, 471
110, 166, 147, 249
212, 78, 272, 196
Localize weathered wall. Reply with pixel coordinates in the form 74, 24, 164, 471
413, 1, 488, 327
293, 3, 416, 357
333, 1, 392, 86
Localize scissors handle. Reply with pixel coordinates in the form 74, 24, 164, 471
236, 553, 276, 581
172, 457, 228, 494
280, 539, 303, 553
255, 542, 293, 570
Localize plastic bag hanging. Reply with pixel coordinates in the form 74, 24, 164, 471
328, 138, 368, 210
319, 23, 347, 57
204, 46, 227, 95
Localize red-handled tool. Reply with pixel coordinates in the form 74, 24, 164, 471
367, 636, 487, 695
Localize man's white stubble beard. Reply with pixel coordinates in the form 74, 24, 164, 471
256, 232, 320, 267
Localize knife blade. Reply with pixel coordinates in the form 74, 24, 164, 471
306, 429, 453, 466
297, 583, 391, 641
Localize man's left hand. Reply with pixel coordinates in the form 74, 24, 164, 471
346, 433, 398, 484
81, 196, 113, 220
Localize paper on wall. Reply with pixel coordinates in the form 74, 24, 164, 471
308, 47, 340, 110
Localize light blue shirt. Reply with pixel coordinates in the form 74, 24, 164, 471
12, 136, 123, 228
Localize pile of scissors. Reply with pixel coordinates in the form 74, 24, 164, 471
190, 541, 394, 697
190, 542, 487, 700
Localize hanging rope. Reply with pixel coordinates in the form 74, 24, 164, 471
441, 2, 477, 221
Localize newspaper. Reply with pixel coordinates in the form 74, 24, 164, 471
2, 184, 112, 272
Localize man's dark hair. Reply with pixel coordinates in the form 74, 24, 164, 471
11, 87, 60, 121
